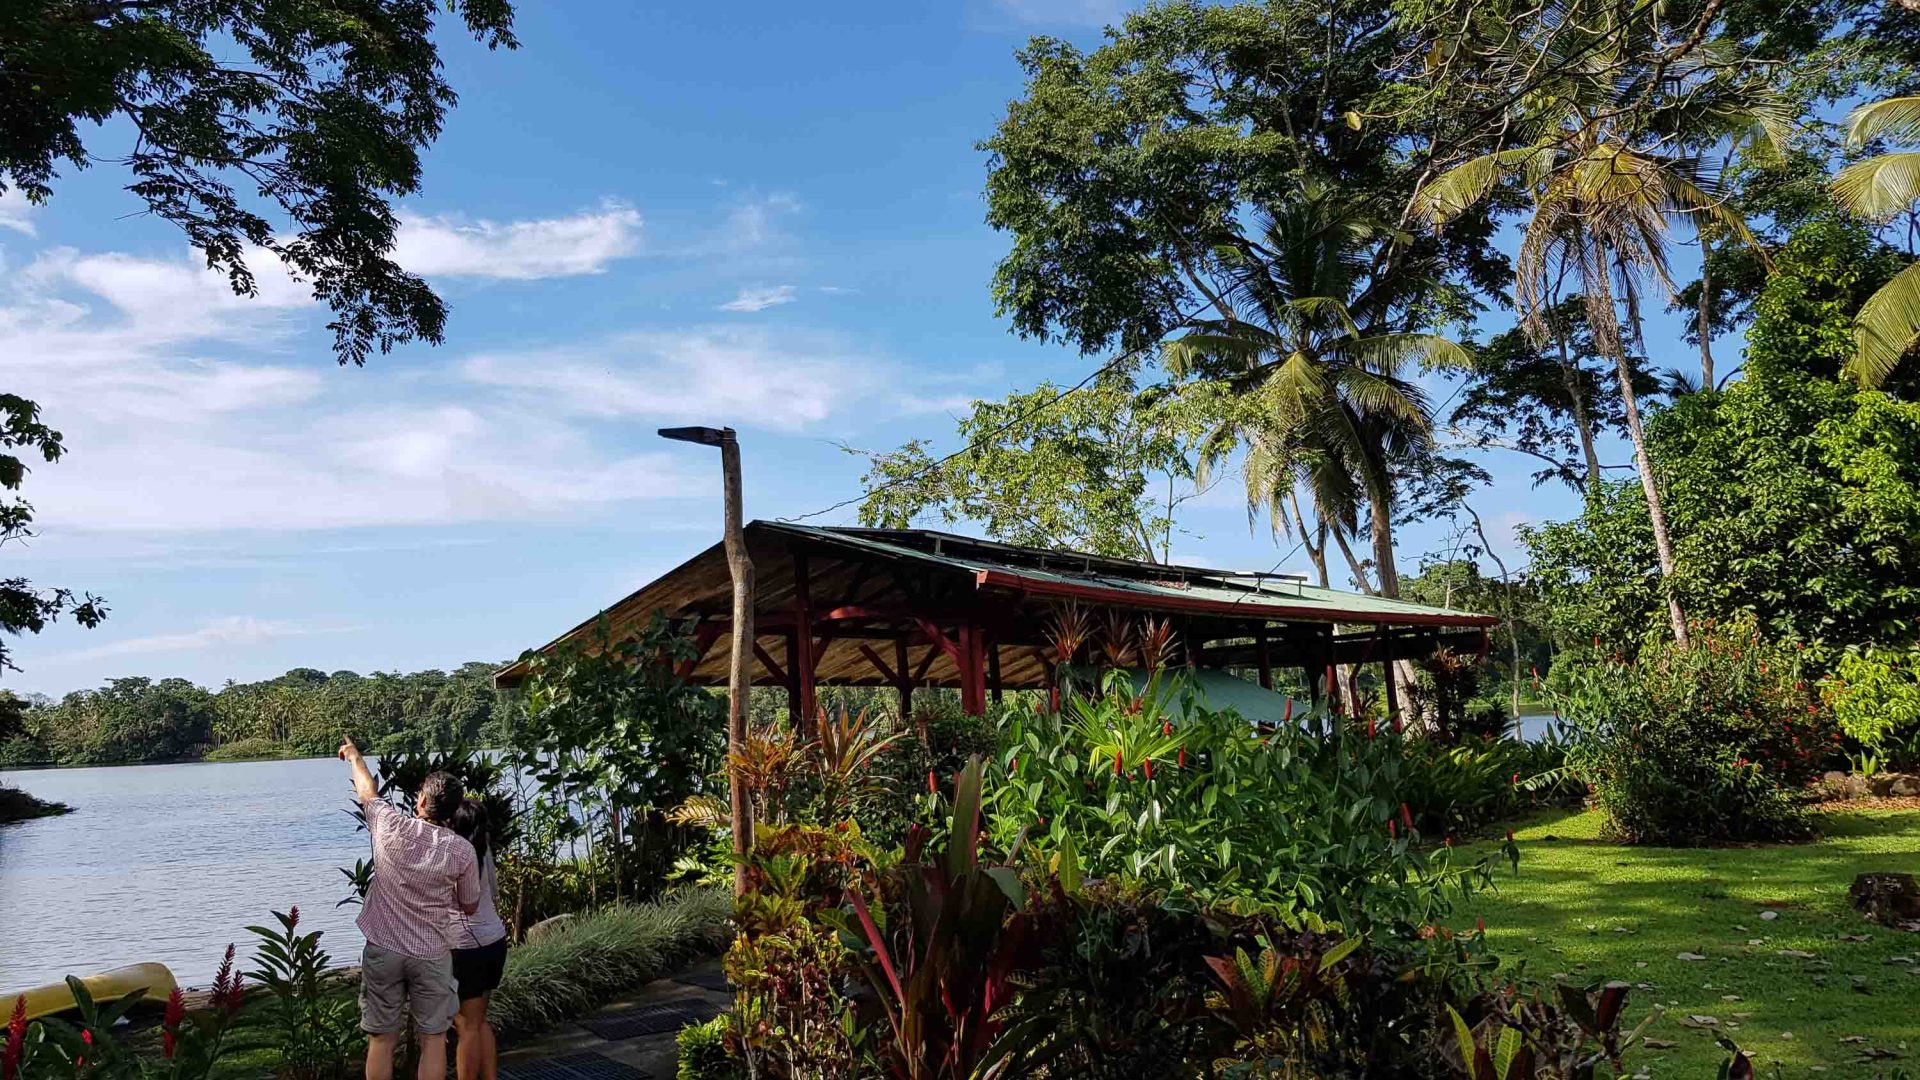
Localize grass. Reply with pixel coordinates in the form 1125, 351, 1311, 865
489, 886, 733, 1042
1455, 806, 1920, 1079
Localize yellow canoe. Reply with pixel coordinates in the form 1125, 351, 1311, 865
7, 964, 179, 1021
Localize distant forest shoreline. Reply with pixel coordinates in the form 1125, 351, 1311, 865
0, 661, 518, 769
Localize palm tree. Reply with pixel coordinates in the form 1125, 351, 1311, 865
1163, 189, 1471, 603
1833, 96, 1920, 386
1412, 10, 1784, 647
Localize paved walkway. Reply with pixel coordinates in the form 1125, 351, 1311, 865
498, 960, 730, 1080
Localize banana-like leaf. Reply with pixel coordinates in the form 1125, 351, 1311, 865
1833, 151, 1920, 222
1846, 94, 1920, 148
1851, 259, 1920, 387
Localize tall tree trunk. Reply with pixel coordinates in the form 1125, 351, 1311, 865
1697, 233, 1715, 390
1553, 333, 1604, 493
1288, 490, 1331, 587
1330, 526, 1373, 593
1585, 256, 1690, 646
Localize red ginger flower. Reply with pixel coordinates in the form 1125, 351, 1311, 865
4, 995, 26, 1080
927, 770, 937, 794
288, 906, 300, 929
1178, 747, 1186, 769
162, 987, 186, 1059
1399, 802, 1414, 831
1162, 720, 1172, 735
1143, 758, 1154, 780
1387, 818, 1397, 839
1114, 750, 1123, 776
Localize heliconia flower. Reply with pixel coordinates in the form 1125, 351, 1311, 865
162, 987, 185, 1058
1143, 759, 1155, 780
1178, 748, 1186, 769
3, 997, 26, 1080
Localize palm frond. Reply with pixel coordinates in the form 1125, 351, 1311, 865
1833, 152, 1920, 222
1413, 144, 1553, 225
1851, 260, 1920, 388
1339, 332, 1473, 374
1846, 95, 1920, 149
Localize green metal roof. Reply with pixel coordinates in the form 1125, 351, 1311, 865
766, 522, 1494, 629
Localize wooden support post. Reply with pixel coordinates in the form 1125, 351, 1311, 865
1378, 625, 1398, 723
958, 624, 986, 715
792, 551, 817, 738
1255, 627, 1273, 691
987, 634, 1003, 704
895, 638, 912, 720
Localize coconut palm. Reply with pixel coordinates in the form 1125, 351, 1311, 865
1163, 188, 1471, 602
1833, 96, 1920, 386
1412, 8, 1785, 646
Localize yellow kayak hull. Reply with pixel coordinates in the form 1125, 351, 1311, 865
7, 964, 179, 1021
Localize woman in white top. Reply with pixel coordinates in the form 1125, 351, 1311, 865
447, 801, 508, 1080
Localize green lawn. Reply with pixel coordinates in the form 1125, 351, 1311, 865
1456, 808, 1920, 1078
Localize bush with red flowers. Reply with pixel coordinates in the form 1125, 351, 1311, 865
1553, 619, 1831, 844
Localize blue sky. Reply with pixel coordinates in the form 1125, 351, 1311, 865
1, 0, 1705, 696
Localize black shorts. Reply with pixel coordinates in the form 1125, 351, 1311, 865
451, 938, 508, 1001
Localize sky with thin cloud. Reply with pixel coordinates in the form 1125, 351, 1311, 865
1, 0, 1678, 695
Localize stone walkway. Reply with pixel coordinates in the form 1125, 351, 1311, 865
498, 959, 730, 1080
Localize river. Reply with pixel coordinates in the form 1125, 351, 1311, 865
0, 757, 375, 991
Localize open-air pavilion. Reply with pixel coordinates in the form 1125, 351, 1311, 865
495, 523, 1498, 728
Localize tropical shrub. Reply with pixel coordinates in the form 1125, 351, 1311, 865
1822, 646, 1920, 754
201, 736, 290, 762
1397, 735, 1570, 839
488, 888, 734, 1042
1552, 622, 1829, 844
674, 1017, 737, 1080
244, 908, 360, 1080
984, 672, 1515, 931
4, 947, 246, 1080
1444, 980, 1657, 1079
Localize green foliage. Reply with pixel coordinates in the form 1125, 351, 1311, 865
7, 945, 245, 1080
854, 378, 1206, 562
1444, 980, 1654, 1080
486, 889, 734, 1043
0, 395, 104, 676
16, 661, 515, 766
242, 909, 359, 1080
1822, 646, 1920, 750
986, 672, 1514, 931
838, 757, 1043, 1080
1396, 735, 1571, 839
1526, 216, 1920, 654
1, 0, 516, 367
508, 613, 725, 905
673, 1017, 738, 1080
1552, 622, 1830, 844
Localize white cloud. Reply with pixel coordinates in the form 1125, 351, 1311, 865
39, 616, 351, 664
461, 326, 935, 432
394, 204, 642, 279
0, 188, 36, 236
719, 285, 798, 312
716, 192, 801, 252
1, 241, 702, 532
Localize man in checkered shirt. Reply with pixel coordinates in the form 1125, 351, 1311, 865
340, 738, 480, 1080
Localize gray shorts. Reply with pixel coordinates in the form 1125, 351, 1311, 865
359, 943, 456, 1036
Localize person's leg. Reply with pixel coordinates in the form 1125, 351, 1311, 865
407, 952, 458, 1080
365, 1033, 400, 1080
359, 945, 406, 1080
453, 997, 486, 1080
477, 994, 497, 1080
415, 1032, 447, 1080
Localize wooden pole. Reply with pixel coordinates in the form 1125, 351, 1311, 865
792, 550, 817, 739
718, 432, 755, 898
1378, 626, 1398, 724
895, 637, 912, 720
1255, 627, 1273, 691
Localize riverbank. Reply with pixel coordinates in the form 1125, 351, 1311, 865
0, 783, 72, 824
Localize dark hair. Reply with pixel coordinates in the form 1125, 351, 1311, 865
418, 772, 464, 825
449, 799, 490, 862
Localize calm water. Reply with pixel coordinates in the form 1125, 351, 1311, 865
0, 757, 375, 991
